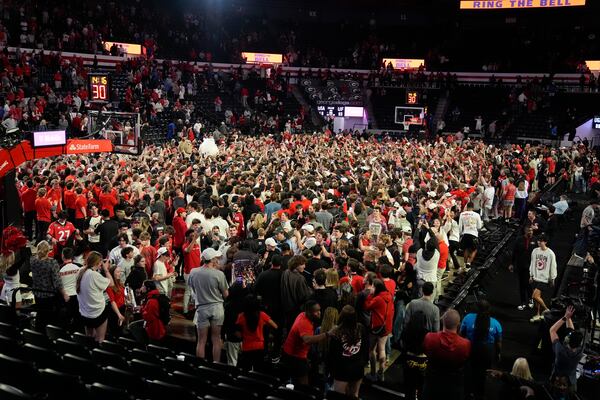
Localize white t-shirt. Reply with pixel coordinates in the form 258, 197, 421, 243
153, 260, 169, 295
60, 262, 81, 297
186, 211, 204, 228
87, 215, 102, 243
77, 269, 110, 318
459, 210, 483, 237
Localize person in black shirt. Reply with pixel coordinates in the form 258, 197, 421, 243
310, 268, 339, 316
510, 227, 535, 310
255, 254, 284, 360
95, 209, 119, 257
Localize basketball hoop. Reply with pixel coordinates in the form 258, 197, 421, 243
403, 122, 410, 131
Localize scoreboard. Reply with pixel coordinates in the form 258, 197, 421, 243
317, 105, 346, 117
88, 74, 110, 102
406, 91, 420, 105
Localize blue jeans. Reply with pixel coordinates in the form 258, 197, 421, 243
392, 299, 406, 346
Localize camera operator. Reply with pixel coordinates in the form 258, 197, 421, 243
549, 305, 584, 391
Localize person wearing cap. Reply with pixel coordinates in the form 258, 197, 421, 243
188, 247, 229, 361
529, 234, 557, 323
153, 247, 177, 297
47, 210, 77, 261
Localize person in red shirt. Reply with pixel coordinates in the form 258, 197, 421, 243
35, 187, 52, 243
422, 309, 471, 400
139, 232, 158, 278
231, 203, 245, 238
364, 279, 394, 381
107, 265, 126, 336
98, 185, 118, 218
47, 180, 63, 217
20, 180, 37, 240
235, 295, 278, 372
339, 258, 365, 294
502, 177, 516, 221
47, 211, 76, 261
63, 181, 77, 222
74, 187, 88, 231
282, 300, 329, 385
182, 230, 201, 315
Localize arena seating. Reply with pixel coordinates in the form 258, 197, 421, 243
0, 304, 346, 400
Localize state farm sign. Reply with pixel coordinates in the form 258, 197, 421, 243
65, 139, 113, 154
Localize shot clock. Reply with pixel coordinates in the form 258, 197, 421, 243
88, 73, 111, 102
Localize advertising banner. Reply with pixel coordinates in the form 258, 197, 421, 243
0, 149, 15, 178
241, 52, 283, 64
459, 0, 586, 10
66, 139, 113, 155
382, 58, 425, 70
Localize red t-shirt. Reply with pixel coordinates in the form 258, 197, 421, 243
74, 195, 88, 219
183, 240, 201, 274
107, 286, 125, 308
283, 312, 314, 359
21, 188, 37, 212
236, 311, 272, 352
35, 197, 52, 222
423, 331, 471, 368
99, 192, 118, 217
63, 189, 77, 210
503, 184, 516, 201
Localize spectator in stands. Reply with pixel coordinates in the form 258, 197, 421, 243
153, 247, 176, 297
364, 279, 394, 382
281, 255, 312, 331
529, 234, 557, 323
59, 247, 81, 328
182, 230, 201, 316
553, 195, 570, 216
34, 188, 52, 244
422, 309, 471, 400
140, 280, 167, 343
404, 282, 440, 333
328, 305, 369, 398
76, 252, 114, 343
107, 265, 126, 336
189, 248, 229, 361
282, 299, 330, 385
487, 357, 535, 400
460, 300, 503, 400
549, 306, 584, 390
235, 295, 278, 372
510, 227, 535, 311
31, 241, 68, 332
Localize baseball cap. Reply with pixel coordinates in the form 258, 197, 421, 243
201, 248, 222, 261
402, 226, 412, 234
301, 224, 315, 233
265, 238, 277, 247
304, 237, 317, 249
176, 207, 186, 215
397, 208, 407, 217
156, 247, 169, 259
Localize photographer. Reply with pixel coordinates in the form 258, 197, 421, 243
549, 305, 584, 390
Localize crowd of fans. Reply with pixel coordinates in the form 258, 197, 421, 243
0, 128, 596, 399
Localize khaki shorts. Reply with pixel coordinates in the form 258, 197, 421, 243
195, 303, 225, 329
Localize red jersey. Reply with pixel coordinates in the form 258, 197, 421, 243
63, 189, 77, 210
35, 197, 52, 222
283, 312, 315, 360
236, 311, 272, 352
48, 220, 76, 246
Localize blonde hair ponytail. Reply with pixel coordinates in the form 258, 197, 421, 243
76, 251, 103, 294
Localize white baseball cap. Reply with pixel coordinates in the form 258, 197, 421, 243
304, 237, 317, 249
265, 238, 277, 247
156, 247, 169, 259
201, 248, 222, 261
301, 224, 315, 233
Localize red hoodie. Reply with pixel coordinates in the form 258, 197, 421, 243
143, 290, 166, 341
364, 290, 394, 335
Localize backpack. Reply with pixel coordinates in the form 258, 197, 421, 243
152, 293, 171, 326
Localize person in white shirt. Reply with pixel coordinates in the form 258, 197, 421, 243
580, 200, 597, 228
153, 247, 177, 297
108, 234, 139, 266
443, 208, 461, 270
552, 195, 569, 216
186, 202, 204, 229
458, 202, 483, 270
482, 183, 495, 222
77, 251, 115, 343
529, 234, 557, 323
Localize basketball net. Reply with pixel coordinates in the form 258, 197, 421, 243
403, 121, 410, 131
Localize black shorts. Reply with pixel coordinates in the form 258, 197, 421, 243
81, 306, 109, 329
460, 234, 478, 252
532, 280, 551, 292
281, 352, 309, 378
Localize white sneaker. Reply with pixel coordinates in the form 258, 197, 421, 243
517, 304, 526, 311
530, 315, 543, 323
528, 300, 534, 309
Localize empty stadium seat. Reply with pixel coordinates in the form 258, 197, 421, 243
170, 370, 213, 396
0, 335, 23, 358
0, 383, 33, 400
147, 343, 173, 358
101, 366, 147, 396
91, 348, 129, 370
128, 358, 168, 380
71, 332, 97, 348
22, 329, 51, 348
99, 340, 128, 357
0, 322, 18, 338
0, 354, 38, 392
130, 348, 161, 364
88, 382, 132, 400
60, 353, 102, 382
117, 336, 144, 350
22, 343, 60, 368
45, 325, 67, 341
146, 380, 199, 400
54, 338, 90, 358
37, 368, 87, 400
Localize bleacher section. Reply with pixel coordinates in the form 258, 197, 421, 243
0, 304, 354, 400
443, 86, 511, 134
